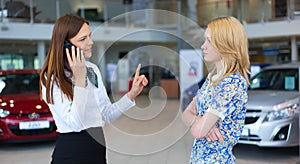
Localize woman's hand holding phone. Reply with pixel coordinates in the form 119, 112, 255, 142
65, 44, 87, 88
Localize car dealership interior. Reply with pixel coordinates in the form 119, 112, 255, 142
0, 0, 300, 163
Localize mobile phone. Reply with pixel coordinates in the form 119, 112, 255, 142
64, 40, 79, 57
64, 40, 76, 52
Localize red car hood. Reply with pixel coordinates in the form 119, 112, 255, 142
0, 93, 50, 114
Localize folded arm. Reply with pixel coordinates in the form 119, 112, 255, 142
182, 98, 224, 143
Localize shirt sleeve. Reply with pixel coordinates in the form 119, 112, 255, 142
101, 93, 135, 124
90, 63, 135, 124
207, 77, 240, 120
42, 80, 90, 132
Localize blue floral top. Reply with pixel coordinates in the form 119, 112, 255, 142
190, 72, 248, 164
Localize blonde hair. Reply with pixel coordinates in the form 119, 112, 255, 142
208, 16, 250, 85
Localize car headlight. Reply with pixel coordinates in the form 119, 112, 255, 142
263, 104, 298, 122
0, 108, 10, 118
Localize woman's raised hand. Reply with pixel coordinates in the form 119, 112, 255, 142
66, 46, 87, 87
127, 64, 148, 100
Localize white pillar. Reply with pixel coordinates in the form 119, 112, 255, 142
37, 41, 46, 69
291, 36, 298, 62
188, 0, 197, 22
29, 0, 33, 24
103, 0, 108, 26
80, 0, 85, 18
56, 0, 60, 19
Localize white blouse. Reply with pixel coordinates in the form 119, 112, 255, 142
42, 61, 135, 133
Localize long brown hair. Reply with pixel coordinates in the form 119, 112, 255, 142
208, 16, 250, 85
40, 14, 89, 104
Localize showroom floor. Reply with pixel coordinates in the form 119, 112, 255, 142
0, 95, 299, 164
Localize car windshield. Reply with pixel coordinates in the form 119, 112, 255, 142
249, 68, 298, 91
0, 73, 39, 94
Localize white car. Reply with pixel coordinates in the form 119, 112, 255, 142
239, 62, 299, 147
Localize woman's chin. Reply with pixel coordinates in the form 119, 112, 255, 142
84, 52, 92, 59
203, 57, 210, 62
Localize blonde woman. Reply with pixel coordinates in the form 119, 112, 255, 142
182, 16, 250, 163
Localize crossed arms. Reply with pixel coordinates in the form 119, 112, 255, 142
182, 97, 224, 144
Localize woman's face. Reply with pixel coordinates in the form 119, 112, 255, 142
201, 28, 222, 63
70, 23, 93, 58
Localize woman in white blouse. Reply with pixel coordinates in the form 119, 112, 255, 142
40, 14, 148, 164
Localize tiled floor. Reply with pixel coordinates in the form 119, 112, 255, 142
0, 95, 299, 164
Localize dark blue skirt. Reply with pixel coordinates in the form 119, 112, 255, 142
51, 127, 106, 164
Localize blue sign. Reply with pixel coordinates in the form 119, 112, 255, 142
263, 49, 279, 55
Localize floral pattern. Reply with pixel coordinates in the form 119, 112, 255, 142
190, 72, 248, 164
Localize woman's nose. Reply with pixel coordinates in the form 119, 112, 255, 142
201, 44, 205, 50
87, 37, 93, 45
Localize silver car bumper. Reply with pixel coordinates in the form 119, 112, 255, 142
239, 112, 299, 147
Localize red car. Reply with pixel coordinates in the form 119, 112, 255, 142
0, 69, 59, 142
